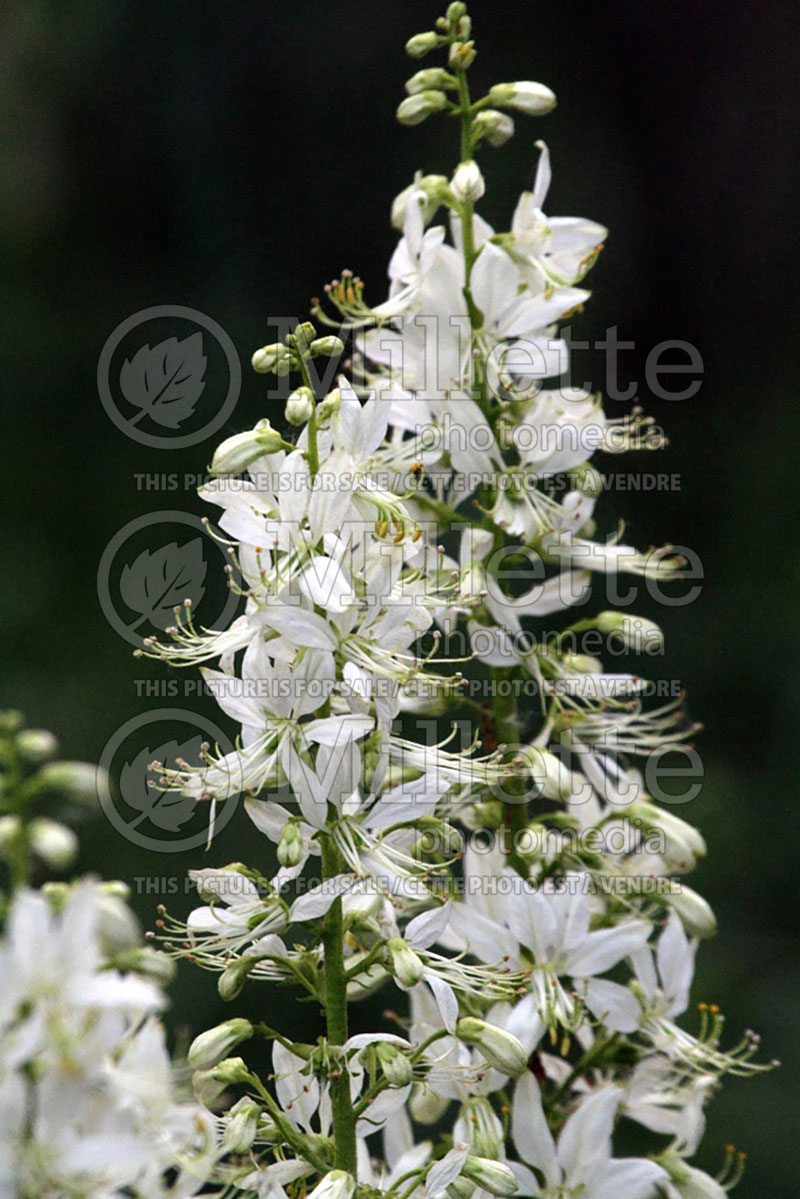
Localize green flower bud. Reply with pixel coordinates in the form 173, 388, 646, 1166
665, 883, 717, 939
462, 1157, 518, 1197
472, 109, 515, 147
218, 956, 260, 1001
277, 821, 305, 868
629, 801, 706, 870
595, 612, 664, 653
318, 388, 341, 420
409, 1083, 450, 1124
291, 321, 317, 353
375, 1041, 414, 1087
0, 815, 21, 853
488, 81, 557, 116
446, 1180, 476, 1199
16, 729, 58, 763
391, 174, 449, 230
29, 818, 78, 869
188, 1018, 254, 1069
285, 386, 315, 426
211, 419, 289, 475
222, 1098, 261, 1154
397, 91, 449, 126
458, 1097, 504, 1158
405, 32, 440, 58
519, 745, 572, 801
251, 343, 291, 373
38, 761, 104, 807
405, 68, 454, 95
451, 160, 485, 204
446, 3, 468, 22
345, 952, 390, 1001
309, 336, 345, 358
206, 1055, 252, 1085
387, 937, 425, 987
456, 1017, 528, 1076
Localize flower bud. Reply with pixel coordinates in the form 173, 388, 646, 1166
520, 746, 572, 801
488, 82, 557, 116
446, 2, 468, 22
391, 175, 448, 229
405, 31, 439, 58
112, 945, 176, 985
397, 91, 449, 126
665, 883, 717, 939
318, 388, 341, 420
17, 729, 58, 763
192, 1068, 229, 1107
455, 1017, 527, 1076
252, 343, 291, 373
218, 956, 260, 1001
405, 68, 453, 95
309, 336, 345, 358
222, 1097, 261, 1154
277, 821, 305, 868
291, 322, 317, 353
472, 109, 515, 147
559, 653, 602, 674
188, 1018, 254, 1069
375, 1041, 414, 1087
629, 801, 706, 870
410, 1083, 450, 1124
451, 160, 485, 204
387, 937, 425, 987
211, 419, 286, 475
38, 761, 104, 806
345, 952, 390, 1001
462, 1158, 518, 1197
206, 1056, 252, 1085
446, 1180, 476, 1199
29, 818, 78, 869
285, 387, 315, 427
307, 1170, 356, 1199
595, 612, 664, 653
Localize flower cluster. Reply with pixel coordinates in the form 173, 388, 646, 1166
138, 5, 772, 1199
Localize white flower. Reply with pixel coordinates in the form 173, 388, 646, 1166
511, 1074, 667, 1198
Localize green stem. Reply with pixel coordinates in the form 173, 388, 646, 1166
320, 834, 357, 1175
296, 352, 320, 477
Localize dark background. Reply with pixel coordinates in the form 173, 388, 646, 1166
1, 0, 798, 1192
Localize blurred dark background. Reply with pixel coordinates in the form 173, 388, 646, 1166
1, 0, 798, 1192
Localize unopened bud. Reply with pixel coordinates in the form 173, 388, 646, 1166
0, 815, 21, 852
406, 68, 453, 95
387, 937, 425, 987
251, 343, 290, 373
630, 801, 706, 869
17, 729, 58, 763
222, 1097, 261, 1154
405, 32, 439, 58
666, 883, 717, 939
277, 821, 305, 868
211, 419, 287, 475
451, 160, 485, 204
188, 1018, 254, 1069
455, 1017, 527, 1076
462, 1158, 517, 1197
472, 109, 515, 147
488, 81, 557, 116
410, 1083, 450, 1124
318, 388, 341, 420
29, 818, 78, 869
309, 336, 345, 358
521, 746, 572, 801
457, 1097, 504, 1158
285, 387, 315, 426
218, 956, 260, 1001
291, 322, 317, 353
595, 612, 664, 653
391, 175, 448, 229
375, 1041, 414, 1087
38, 761, 103, 806
397, 91, 449, 126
